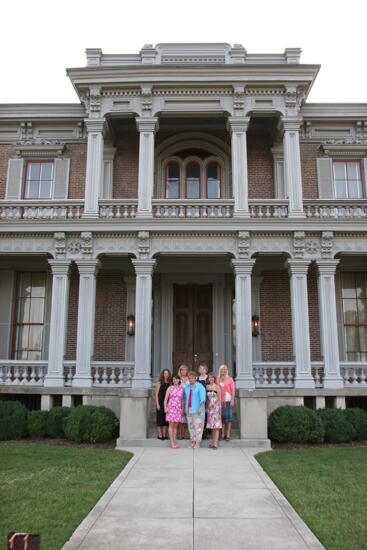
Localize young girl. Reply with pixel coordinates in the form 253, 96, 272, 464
178, 364, 190, 439
155, 369, 171, 440
206, 372, 222, 449
164, 374, 184, 449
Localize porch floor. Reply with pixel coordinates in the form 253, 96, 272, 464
62, 446, 324, 550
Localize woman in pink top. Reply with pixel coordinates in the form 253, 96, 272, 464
216, 364, 235, 442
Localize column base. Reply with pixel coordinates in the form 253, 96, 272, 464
132, 375, 152, 389
233, 211, 250, 219
288, 210, 306, 219
235, 375, 255, 389
81, 212, 99, 219
323, 376, 344, 389
44, 375, 65, 388
136, 211, 153, 219
294, 375, 315, 389
72, 375, 93, 388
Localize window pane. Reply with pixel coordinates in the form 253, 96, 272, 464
40, 163, 53, 182
39, 180, 51, 199
359, 327, 367, 352
28, 350, 42, 361
343, 299, 357, 324
358, 299, 367, 324
31, 273, 46, 297
186, 162, 200, 199
166, 163, 179, 199
15, 325, 29, 353
342, 274, 356, 299
345, 326, 359, 352
348, 180, 362, 199
28, 163, 41, 182
334, 180, 347, 198
346, 162, 361, 182
207, 162, 220, 199
25, 180, 39, 199
355, 274, 366, 299
17, 298, 30, 324
29, 298, 45, 323
18, 273, 32, 297
28, 326, 43, 352
333, 163, 346, 180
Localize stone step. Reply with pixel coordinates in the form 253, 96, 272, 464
116, 437, 271, 449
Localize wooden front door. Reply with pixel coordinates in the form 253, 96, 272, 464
172, 284, 212, 374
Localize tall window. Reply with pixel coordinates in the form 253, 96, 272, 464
206, 162, 221, 199
165, 161, 180, 198
12, 273, 46, 360
24, 161, 54, 199
333, 161, 363, 199
341, 273, 367, 362
185, 162, 200, 199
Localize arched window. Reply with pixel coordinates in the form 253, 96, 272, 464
206, 161, 221, 199
165, 161, 180, 198
185, 162, 200, 199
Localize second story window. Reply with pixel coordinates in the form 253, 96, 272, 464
165, 161, 180, 199
24, 161, 54, 199
206, 162, 221, 199
333, 161, 363, 199
185, 162, 200, 199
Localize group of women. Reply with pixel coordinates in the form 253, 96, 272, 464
155, 364, 235, 449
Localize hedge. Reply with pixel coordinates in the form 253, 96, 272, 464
344, 408, 367, 440
28, 410, 49, 437
0, 401, 28, 440
46, 406, 71, 438
268, 405, 325, 444
317, 408, 356, 443
63, 405, 118, 443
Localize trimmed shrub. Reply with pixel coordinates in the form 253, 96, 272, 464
268, 405, 325, 444
28, 410, 49, 437
64, 405, 117, 443
0, 401, 28, 440
46, 406, 71, 438
317, 408, 356, 443
344, 408, 367, 440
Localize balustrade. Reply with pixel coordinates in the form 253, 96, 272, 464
0, 361, 47, 385
92, 362, 134, 387
304, 201, 367, 220
341, 363, 367, 386
253, 362, 324, 388
0, 202, 84, 220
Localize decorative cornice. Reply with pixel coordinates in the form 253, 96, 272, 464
14, 140, 65, 158
135, 117, 159, 133
227, 116, 251, 133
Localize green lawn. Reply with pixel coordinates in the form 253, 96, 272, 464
0, 442, 132, 550
257, 447, 367, 550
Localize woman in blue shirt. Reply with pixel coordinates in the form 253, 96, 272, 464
184, 371, 206, 448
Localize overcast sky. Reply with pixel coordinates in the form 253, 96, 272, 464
1, 0, 366, 105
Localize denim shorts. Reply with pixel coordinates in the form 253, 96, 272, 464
222, 402, 233, 423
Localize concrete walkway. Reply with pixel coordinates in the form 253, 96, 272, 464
62, 446, 324, 550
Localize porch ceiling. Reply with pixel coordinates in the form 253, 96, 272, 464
154, 254, 233, 273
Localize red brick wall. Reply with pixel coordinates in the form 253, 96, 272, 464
65, 272, 79, 360
113, 134, 139, 198
65, 271, 127, 361
300, 143, 321, 199
0, 144, 15, 199
307, 268, 321, 361
94, 273, 127, 361
260, 271, 293, 361
247, 135, 274, 199
64, 144, 87, 199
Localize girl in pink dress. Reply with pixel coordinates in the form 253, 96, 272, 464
164, 375, 184, 449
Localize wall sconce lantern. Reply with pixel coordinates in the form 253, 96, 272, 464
252, 314, 260, 337
127, 314, 135, 336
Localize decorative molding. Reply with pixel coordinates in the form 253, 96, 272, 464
321, 231, 334, 258
237, 231, 250, 258
141, 87, 153, 113
81, 231, 93, 256
137, 231, 150, 258
293, 231, 305, 259
54, 232, 66, 258
14, 140, 65, 158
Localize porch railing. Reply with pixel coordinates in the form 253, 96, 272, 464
249, 200, 289, 219
340, 362, 367, 386
92, 361, 134, 387
0, 360, 48, 385
152, 199, 234, 219
253, 362, 324, 388
304, 200, 367, 220
99, 200, 138, 219
0, 201, 84, 220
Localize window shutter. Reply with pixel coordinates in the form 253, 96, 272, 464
316, 158, 333, 198
5, 159, 24, 199
362, 158, 367, 197
53, 158, 70, 200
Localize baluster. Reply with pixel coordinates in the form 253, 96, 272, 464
122, 206, 129, 218
115, 206, 121, 218
217, 206, 223, 218
155, 205, 161, 218
345, 206, 351, 219
313, 206, 320, 218
257, 206, 263, 218
102, 367, 108, 385
202, 206, 208, 218
122, 368, 128, 384
163, 206, 169, 218
13, 366, 20, 384
279, 368, 285, 385
225, 205, 232, 218
108, 206, 114, 219
131, 205, 136, 217
100, 206, 107, 218
209, 206, 215, 218
74, 206, 81, 219
6, 366, 12, 384
115, 368, 121, 385
171, 206, 177, 217
305, 205, 311, 217
265, 206, 271, 218
194, 206, 200, 218
67, 206, 72, 219
254, 368, 260, 387
179, 205, 185, 218
187, 206, 192, 218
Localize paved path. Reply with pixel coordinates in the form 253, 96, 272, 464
62, 446, 324, 550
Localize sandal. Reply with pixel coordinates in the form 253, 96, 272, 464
212, 445, 218, 450
225, 437, 230, 442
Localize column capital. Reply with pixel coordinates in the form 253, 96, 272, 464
281, 116, 303, 132
132, 259, 156, 275
232, 259, 255, 275
286, 259, 311, 276
75, 259, 100, 276
316, 259, 340, 276
84, 117, 106, 133
136, 117, 159, 134
227, 116, 251, 134
48, 259, 72, 276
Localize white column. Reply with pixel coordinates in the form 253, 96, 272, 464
44, 260, 71, 387
83, 118, 105, 218
227, 117, 250, 218
282, 117, 305, 218
124, 276, 136, 362
232, 259, 255, 388
132, 259, 156, 388
136, 117, 159, 218
316, 259, 344, 388
73, 260, 100, 387
286, 260, 314, 388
